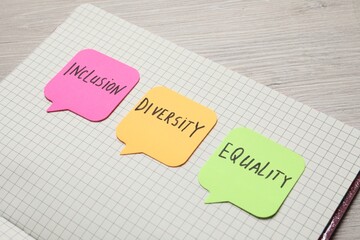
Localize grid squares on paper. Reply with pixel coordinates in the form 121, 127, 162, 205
0, 217, 35, 240
0, 3, 359, 240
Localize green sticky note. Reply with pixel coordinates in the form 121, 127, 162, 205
198, 128, 305, 218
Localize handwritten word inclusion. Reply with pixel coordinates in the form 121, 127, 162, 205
63, 62, 127, 95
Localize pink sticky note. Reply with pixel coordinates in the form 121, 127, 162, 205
44, 49, 140, 121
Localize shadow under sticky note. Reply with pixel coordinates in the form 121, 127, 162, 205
198, 128, 306, 218
44, 49, 140, 122
116, 86, 217, 167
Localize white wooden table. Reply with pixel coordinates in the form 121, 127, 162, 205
1, 0, 359, 239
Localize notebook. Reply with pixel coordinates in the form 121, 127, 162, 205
0, 4, 359, 240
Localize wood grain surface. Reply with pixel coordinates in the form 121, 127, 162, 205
0, 0, 359, 239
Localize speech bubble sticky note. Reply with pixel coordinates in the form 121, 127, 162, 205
198, 128, 305, 218
116, 86, 217, 167
44, 49, 140, 121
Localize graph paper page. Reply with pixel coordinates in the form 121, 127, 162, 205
0, 4, 359, 240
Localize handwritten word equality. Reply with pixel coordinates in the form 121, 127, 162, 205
219, 142, 292, 188
63, 62, 127, 95
135, 97, 205, 138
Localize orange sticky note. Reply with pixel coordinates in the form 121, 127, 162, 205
116, 86, 217, 167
